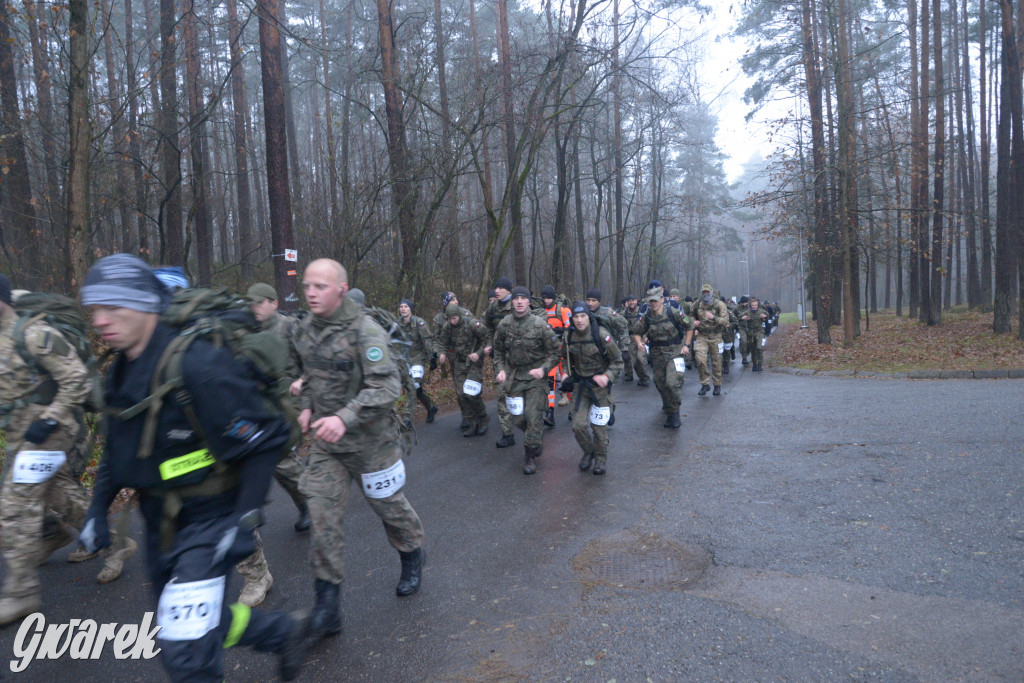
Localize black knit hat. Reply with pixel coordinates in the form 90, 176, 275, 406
494, 276, 513, 291
400, 298, 414, 310
571, 300, 587, 314
586, 288, 601, 301
541, 284, 556, 299
510, 285, 530, 299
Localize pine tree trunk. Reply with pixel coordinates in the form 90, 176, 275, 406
66, 0, 91, 290
159, 0, 183, 264
257, 0, 297, 307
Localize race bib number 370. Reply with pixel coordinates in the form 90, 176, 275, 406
12, 451, 66, 484
157, 576, 225, 641
361, 460, 406, 499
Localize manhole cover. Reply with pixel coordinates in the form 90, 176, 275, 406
572, 531, 712, 590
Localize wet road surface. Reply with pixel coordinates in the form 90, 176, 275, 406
3, 348, 1022, 681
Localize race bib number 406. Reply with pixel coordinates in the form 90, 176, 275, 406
12, 451, 66, 484
361, 460, 406, 499
157, 576, 224, 641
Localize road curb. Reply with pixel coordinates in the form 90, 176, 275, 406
770, 366, 1024, 379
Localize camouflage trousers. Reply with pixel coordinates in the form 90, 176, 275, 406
505, 377, 548, 449
694, 335, 724, 387
570, 381, 613, 464
626, 338, 650, 381
274, 442, 308, 512
495, 386, 513, 436
452, 364, 487, 428
650, 347, 684, 414
738, 327, 749, 360
1, 432, 89, 599
404, 385, 437, 424
299, 439, 424, 585
744, 331, 765, 366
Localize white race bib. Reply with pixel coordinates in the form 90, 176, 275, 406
157, 576, 224, 641
409, 365, 425, 379
589, 405, 611, 425
723, 342, 733, 350
12, 451, 66, 484
462, 379, 482, 396
506, 396, 524, 415
717, 342, 725, 354
761, 337, 767, 348
361, 460, 406, 499
735, 332, 740, 345
673, 357, 686, 373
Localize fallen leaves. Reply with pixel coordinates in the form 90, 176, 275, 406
773, 308, 1024, 371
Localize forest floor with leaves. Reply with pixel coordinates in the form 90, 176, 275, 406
771, 306, 1024, 371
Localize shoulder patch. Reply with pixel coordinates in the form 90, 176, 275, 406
366, 346, 384, 362
605, 335, 612, 343
418, 321, 425, 326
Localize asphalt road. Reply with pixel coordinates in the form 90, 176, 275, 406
3, 342, 1022, 682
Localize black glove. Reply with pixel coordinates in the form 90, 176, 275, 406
429, 352, 438, 371
621, 350, 629, 364
559, 376, 574, 393
24, 418, 59, 444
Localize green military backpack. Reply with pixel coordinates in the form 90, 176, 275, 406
113, 286, 299, 460
9, 292, 95, 408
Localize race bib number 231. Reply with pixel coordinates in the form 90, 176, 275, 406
361, 460, 406, 499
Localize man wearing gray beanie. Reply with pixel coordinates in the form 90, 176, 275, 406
79, 255, 309, 680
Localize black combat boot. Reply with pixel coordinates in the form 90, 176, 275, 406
475, 417, 489, 436
578, 452, 594, 471
496, 433, 515, 448
543, 407, 555, 427
523, 445, 540, 475
664, 413, 681, 429
623, 374, 634, 383
396, 548, 426, 597
742, 357, 749, 366
278, 610, 310, 681
698, 384, 710, 396
722, 363, 729, 375
637, 377, 650, 387
294, 504, 311, 533
308, 579, 342, 638
460, 418, 471, 430
426, 405, 438, 423
592, 459, 606, 475
713, 385, 721, 396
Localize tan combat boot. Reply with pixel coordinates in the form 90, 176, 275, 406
239, 571, 274, 607
0, 594, 42, 626
97, 536, 138, 584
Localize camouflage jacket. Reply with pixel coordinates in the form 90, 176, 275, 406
437, 315, 488, 371
632, 306, 693, 350
619, 305, 642, 333
398, 314, 434, 366
736, 306, 768, 335
689, 298, 730, 339
492, 311, 561, 380
592, 305, 629, 349
294, 296, 401, 450
562, 324, 623, 381
483, 297, 513, 347
432, 305, 472, 339
0, 308, 89, 433
264, 311, 301, 380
